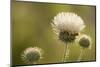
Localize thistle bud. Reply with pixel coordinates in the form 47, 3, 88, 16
78, 35, 91, 48
21, 47, 43, 64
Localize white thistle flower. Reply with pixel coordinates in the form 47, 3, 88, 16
21, 47, 43, 64
78, 34, 91, 49
51, 12, 85, 43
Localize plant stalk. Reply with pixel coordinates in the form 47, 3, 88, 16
63, 43, 70, 62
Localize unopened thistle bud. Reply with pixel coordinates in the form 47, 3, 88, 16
21, 47, 43, 64
78, 35, 91, 48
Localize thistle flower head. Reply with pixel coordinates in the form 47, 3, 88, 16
21, 47, 43, 64
78, 35, 91, 49
51, 12, 85, 43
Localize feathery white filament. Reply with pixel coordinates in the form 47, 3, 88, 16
52, 12, 85, 34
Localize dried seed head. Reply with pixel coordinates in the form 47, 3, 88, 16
21, 47, 43, 64
78, 35, 91, 48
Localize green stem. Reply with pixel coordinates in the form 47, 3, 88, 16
63, 43, 69, 62
77, 48, 84, 61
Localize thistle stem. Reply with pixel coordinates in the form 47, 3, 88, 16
63, 43, 70, 62
77, 48, 84, 61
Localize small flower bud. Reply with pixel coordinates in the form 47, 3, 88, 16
78, 35, 91, 48
21, 47, 43, 64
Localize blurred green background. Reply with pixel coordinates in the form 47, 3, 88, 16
12, 1, 96, 65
